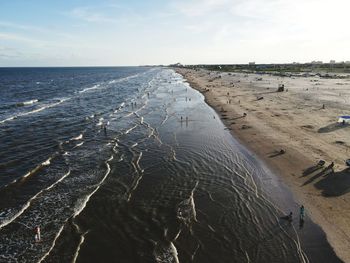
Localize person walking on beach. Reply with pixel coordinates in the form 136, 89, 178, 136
327, 162, 335, 174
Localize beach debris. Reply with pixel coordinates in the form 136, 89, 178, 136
241, 125, 251, 130
346, 159, 350, 167
317, 160, 326, 166
277, 84, 284, 92
257, 96, 264, 101
279, 149, 286, 154
243, 113, 247, 117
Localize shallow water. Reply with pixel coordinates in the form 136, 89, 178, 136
0, 67, 341, 262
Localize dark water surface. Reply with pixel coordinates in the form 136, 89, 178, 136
0, 67, 341, 262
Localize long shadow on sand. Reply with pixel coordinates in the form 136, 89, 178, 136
268, 150, 285, 158
302, 167, 333, 186
314, 168, 350, 197
318, 123, 350, 133
301, 165, 323, 177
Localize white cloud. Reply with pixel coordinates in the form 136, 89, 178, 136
173, 0, 231, 16
68, 6, 118, 23
2, 0, 350, 65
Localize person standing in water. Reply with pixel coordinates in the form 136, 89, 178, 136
35, 226, 41, 242
299, 205, 305, 228
300, 205, 305, 220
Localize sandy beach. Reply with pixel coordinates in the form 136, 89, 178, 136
176, 67, 350, 262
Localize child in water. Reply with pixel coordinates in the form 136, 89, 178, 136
34, 226, 41, 242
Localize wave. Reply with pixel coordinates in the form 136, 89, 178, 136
0, 99, 39, 111
0, 152, 59, 191
37, 224, 65, 263
74, 142, 84, 148
79, 84, 101, 94
154, 241, 180, 263
22, 156, 54, 179
114, 102, 126, 113
125, 124, 138, 134
72, 230, 89, 263
0, 169, 71, 230
0, 98, 69, 125
177, 181, 198, 225
78, 71, 145, 95
131, 143, 138, 148
72, 134, 83, 141
96, 117, 104, 127
16, 99, 39, 107
73, 155, 114, 218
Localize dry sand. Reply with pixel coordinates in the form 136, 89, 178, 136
176, 68, 350, 262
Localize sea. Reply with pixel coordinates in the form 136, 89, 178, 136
0, 67, 342, 262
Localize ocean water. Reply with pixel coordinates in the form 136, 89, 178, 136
0, 67, 341, 263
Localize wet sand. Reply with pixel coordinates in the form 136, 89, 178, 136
176, 68, 350, 262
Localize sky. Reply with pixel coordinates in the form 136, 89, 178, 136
0, 0, 350, 66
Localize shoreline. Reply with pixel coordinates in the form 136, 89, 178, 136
175, 67, 350, 262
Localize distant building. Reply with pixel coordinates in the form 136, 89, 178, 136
330, 60, 336, 64
248, 62, 255, 65
311, 61, 323, 65
170, 63, 183, 67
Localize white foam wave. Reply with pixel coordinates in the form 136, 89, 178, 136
0, 169, 71, 230
177, 181, 198, 224
37, 225, 65, 263
0, 98, 68, 124
72, 231, 89, 263
154, 242, 180, 263
125, 124, 138, 134
74, 142, 84, 148
136, 152, 143, 171
127, 152, 144, 201
17, 99, 38, 106
72, 134, 83, 141
73, 155, 113, 218
22, 156, 54, 179
96, 117, 104, 126
42, 158, 51, 166
124, 112, 133, 118
79, 84, 100, 93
